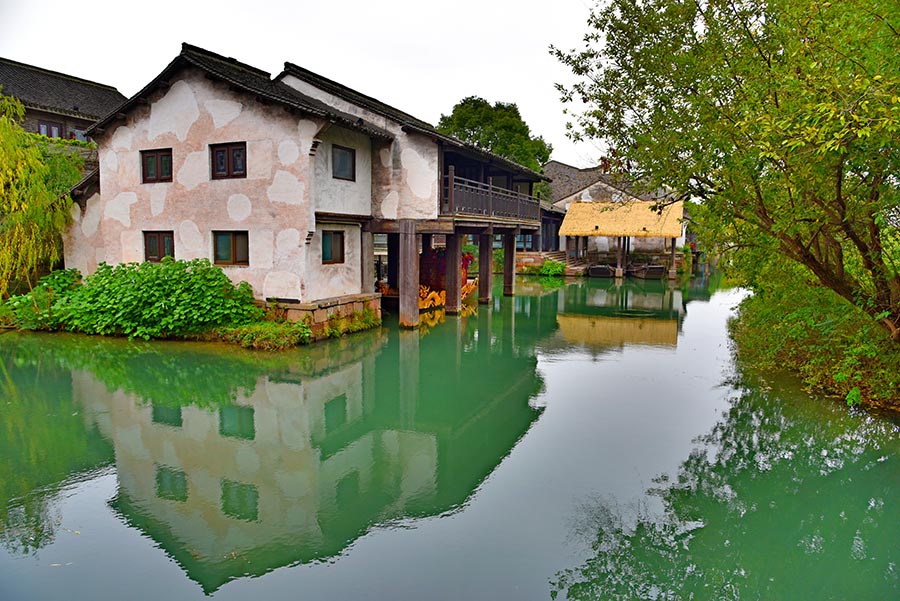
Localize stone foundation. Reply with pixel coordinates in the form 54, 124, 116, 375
265, 293, 381, 340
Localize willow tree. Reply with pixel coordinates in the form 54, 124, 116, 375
0, 93, 81, 297
553, 0, 900, 339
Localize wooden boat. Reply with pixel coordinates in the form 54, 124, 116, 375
588, 264, 616, 278
630, 264, 667, 279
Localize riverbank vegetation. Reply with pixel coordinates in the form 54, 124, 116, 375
555, 0, 900, 409
0, 258, 380, 351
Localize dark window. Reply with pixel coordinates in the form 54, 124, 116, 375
219, 405, 255, 440
156, 466, 188, 502
221, 479, 259, 522
332, 145, 355, 181
336, 471, 360, 510
151, 404, 182, 427
210, 142, 247, 179
144, 231, 175, 262
324, 394, 347, 432
213, 231, 249, 266
322, 230, 344, 264
38, 120, 64, 138
141, 149, 173, 183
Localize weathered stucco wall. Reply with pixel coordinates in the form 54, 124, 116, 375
278, 74, 439, 220
63, 69, 370, 302
314, 126, 372, 216
306, 222, 362, 300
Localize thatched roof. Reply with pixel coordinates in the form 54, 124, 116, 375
558, 201, 683, 238
557, 314, 678, 347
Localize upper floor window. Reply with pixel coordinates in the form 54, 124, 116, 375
332, 145, 355, 181
38, 120, 64, 138
211, 142, 246, 179
141, 149, 173, 183
213, 231, 249, 266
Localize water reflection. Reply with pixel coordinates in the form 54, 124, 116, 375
0, 293, 548, 593
550, 279, 686, 352
552, 375, 900, 599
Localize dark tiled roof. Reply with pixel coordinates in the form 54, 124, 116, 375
278, 63, 548, 182
543, 159, 662, 202
89, 44, 393, 141
0, 57, 126, 120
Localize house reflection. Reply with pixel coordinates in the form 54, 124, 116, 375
555, 279, 685, 350
69, 306, 544, 593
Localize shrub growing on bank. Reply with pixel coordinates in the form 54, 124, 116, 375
5, 259, 264, 340
540, 259, 566, 277
730, 265, 900, 411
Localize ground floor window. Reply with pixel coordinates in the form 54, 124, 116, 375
213, 231, 249, 266
322, 230, 345, 264
144, 231, 175, 262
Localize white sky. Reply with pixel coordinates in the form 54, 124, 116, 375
0, 0, 603, 168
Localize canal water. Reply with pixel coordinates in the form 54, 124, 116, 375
1, 277, 898, 600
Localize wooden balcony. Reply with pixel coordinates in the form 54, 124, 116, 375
441, 170, 540, 223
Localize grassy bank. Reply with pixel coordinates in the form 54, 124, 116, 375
729, 273, 900, 412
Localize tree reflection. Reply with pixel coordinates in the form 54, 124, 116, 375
0, 345, 113, 555
553, 379, 900, 600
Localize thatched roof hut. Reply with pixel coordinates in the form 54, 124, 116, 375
559, 201, 683, 238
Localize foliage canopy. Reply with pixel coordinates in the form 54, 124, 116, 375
0, 92, 83, 297
438, 95, 552, 172
553, 0, 900, 339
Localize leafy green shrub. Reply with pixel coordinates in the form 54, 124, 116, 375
63, 258, 263, 339
215, 320, 312, 351
540, 260, 566, 277
4, 268, 82, 331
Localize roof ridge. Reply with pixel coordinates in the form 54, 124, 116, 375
279, 61, 431, 128
180, 43, 271, 79
0, 56, 122, 92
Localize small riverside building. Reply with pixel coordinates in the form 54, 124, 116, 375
64, 43, 546, 328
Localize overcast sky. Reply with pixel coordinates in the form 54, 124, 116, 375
0, 0, 603, 168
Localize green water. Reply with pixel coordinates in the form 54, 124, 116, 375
0, 277, 897, 600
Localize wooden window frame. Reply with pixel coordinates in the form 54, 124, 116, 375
331, 145, 356, 181
141, 149, 173, 183
144, 231, 175, 262
322, 230, 345, 264
213, 231, 250, 266
38, 120, 64, 138
210, 142, 247, 179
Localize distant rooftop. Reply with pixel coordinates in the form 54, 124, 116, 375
0, 57, 127, 121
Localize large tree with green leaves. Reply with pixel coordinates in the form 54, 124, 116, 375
438, 96, 552, 172
554, 0, 900, 339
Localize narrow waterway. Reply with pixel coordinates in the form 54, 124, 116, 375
1, 277, 897, 600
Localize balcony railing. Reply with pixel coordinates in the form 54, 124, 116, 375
441, 169, 540, 222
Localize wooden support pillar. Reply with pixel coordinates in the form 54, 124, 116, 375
445, 232, 462, 314
387, 233, 399, 290
399, 219, 419, 328
615, 236, 624, 278
503, 233, 515, 296
361, 230, 374, 293
478, 233, 493, 304
669, 236, 677, 279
